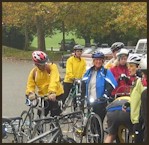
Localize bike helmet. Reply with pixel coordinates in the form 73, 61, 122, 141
127, 54, 142, 65
92, 51, 105, 59
111, 42, 124, 52
116, 48, 129, 58
32, 51, 48, 65
73, 45, 83, 50
139, 54, 147, 70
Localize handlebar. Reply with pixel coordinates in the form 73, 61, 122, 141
26, 95, 49, 109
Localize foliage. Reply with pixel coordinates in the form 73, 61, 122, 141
2, 2, 147, 50
2, 25, 33, 49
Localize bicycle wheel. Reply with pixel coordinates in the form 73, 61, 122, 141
61, 137, 77, 143
20, 110, 32, 142
85, 113, 104, 143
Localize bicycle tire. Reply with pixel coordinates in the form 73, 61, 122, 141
61, 137, 77, 143
20, 110, 32, 142
85, 113, 104, 143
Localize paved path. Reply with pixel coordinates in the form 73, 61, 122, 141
2, 58, 65, 117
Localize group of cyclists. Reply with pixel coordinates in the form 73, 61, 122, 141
25, 42, 147, 143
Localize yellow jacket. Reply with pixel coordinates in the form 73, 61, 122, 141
104, 58, 118, 69
130, 78, 144, 124
26, 63, 64, 97
64, 56, 86, 83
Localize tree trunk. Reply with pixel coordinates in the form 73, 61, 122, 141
62, 21, 65, 51
24, 23, 29, 51
36, 15, 45, 51
84, 36, 91, 47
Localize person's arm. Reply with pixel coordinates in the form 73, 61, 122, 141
25, 68, 36, 96
81, 59, 87, 77
130, 79, 144, 124
65, 57, 75, 81
104, 69, 118, 97
48, 63, 60, 94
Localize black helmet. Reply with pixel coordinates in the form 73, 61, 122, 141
111, 42, 124, 52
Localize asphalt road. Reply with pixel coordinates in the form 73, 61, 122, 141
2, 58, 108, 143
2, 58, 66, 117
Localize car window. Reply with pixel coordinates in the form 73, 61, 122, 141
137, 42, 147, 53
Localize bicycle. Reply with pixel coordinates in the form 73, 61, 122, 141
19, 95, 51, 142
2, 116, 23, 143
63, 79, 85, 113
103, 84, 134, 143
26, 111, 83, 143
68, 96, 104, 143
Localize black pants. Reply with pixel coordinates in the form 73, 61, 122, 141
93, 102, 107, 122
38, 94, 63, 117
140, 89, 147, 142
63, 82, 73, 104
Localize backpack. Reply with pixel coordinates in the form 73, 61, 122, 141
33, 64, 51, 81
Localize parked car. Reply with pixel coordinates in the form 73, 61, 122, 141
59, 39, 76, 52
134, 38, 147, 54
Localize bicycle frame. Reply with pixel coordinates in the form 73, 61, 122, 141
27, 111, 82, 143
27, 127, 60, 143
63, 79, 82, 110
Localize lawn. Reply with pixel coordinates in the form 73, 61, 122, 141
2, 45, 64, 61
31, 31, 93, 50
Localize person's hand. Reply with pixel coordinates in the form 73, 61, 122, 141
48, 93, 56, 101
119, 74, 129, 81
28, 92, 36, 101
122, 104, 127, 112
122, 102, 130, 112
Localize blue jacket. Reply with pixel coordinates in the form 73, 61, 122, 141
83, 66, 118, 99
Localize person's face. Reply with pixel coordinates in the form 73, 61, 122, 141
119, 55, 128, 66
75, 50, 82, 58
93, 58, 104, 69
127, 63, 138, 76
35, 63, 45, 71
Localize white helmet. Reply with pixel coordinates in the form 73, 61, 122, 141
116, 48, 129, 57
127, 54, 142, 65
139, 54, 147, 70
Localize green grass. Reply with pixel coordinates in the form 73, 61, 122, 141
2, 45, 66, 61
2, 31, 93, 61
31, 31, 90, 49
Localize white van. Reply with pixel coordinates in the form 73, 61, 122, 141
134, 39, 147, 54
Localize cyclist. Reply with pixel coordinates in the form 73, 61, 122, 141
25, 51, 64, 117
139, 54, 147, 142
110, 48, 132, 98
105, 42, 124, 69
104, 54, 142, 143
83, 51, 118, 122
63, 44, 86, 108
122, 54, 145, 143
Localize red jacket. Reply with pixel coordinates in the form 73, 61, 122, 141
110, 65, 132, 96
